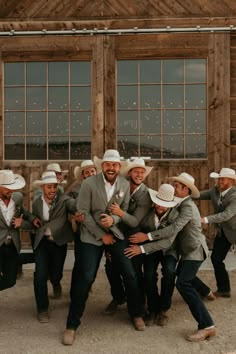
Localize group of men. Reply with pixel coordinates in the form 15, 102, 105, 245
0, 149, 236, 346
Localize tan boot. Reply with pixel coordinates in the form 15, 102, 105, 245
157, 311, 169, 326
186, 327, 216, 342
62, 329, 76, 345
133, 317, 145, 331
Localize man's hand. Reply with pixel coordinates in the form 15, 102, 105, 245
124, 245, 142, 258
74, 212, 85, 223
33, 217, 42, 228
108, 203, 124, 217
12, 214, 23, 228
200, 217, 205, 224
100, 213, 114, 228
102, 233, 116, 245
129, 232, 149, 244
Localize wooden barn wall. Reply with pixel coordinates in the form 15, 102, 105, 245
0, 31, 231, 246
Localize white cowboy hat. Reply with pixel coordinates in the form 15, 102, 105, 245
94, 149, 127, 169
121, 158, 153, 179
32, 171, 58, 188
210, 167, 236, 180
149, 184, 178, 208
46, 163, 68, 174
74, 160, 96, 181
0, 170, 25, 190
168, 172, 200, 198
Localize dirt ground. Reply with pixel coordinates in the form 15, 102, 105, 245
1, 262, 236, 354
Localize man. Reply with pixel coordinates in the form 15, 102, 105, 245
200, 167, 236, 298
104, 158, 153, 316
63, 150, 145, 346
66, 160, 97, 200
0, 170, 40, 291
125, 172, 216, 342
18, 162, 68, 278
32, 171, 77, 323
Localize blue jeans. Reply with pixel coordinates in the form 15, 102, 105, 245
0, 242, 18, 291
66, 239, 142, 330
176, 260, 214, 329
160, 255, 177, 311
34, 237, 67, 312
211, 231, 231, 292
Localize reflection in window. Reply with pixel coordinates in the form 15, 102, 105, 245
117, 59, 207, 159
4, 61, 91, 160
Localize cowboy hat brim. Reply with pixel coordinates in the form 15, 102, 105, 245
94, 156, 128, 170
167, 176, 200, 198
0, 174, 26, 190
149, 188, 178, 208
210, 172, 236, 180
74, 164, 96, 181
120, 163, 153, 179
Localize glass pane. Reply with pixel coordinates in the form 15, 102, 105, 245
117, 61, 138, 84
140, 60, 160, 83
48, 136, 69, 159
4, 63, 24, 85
185, 59, 206, 83
26, 136, 47, 159
140, 85, 161, 109
140, 135, 161, 159
163, 110, 184, 133
48, 62, 68, 85
163, 135, 184, 159
26, 62, 46, 85
117, 86, 138, 109
5, 136, 25, 159
49, 112, 69, 135
27, 87, 46, 110
186, 135, 206, 158
118, 111, 138, 134
162, 85, 183, 108
140, 110, 161, 134
71, 136, 91, 159
186, 110, 206, 133
118, 136, 139, 158
48, 87, 68, 110
27, 112, 46, 135
5, 88, 25, 110
70, 87, 91, 110
70, 112, 90, 134
70, 62, 91, 85
185, 85, 206, 108
162, 60, 184, 83
5, 112, 25, 135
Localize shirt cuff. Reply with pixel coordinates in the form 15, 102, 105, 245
147, 232, 153, 241
204, 217, 209, 224
140, 245, 146, 254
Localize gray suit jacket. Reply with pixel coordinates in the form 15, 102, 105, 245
142, 197, 209, 261
199, 186, 236, 244
0, 192, 36, 253
77, 173, 130, 246
32, 193, 76, 249
120, 183, 152, 234
140, 207, 179, 259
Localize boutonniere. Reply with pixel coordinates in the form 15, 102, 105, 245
115, 190, 124, 199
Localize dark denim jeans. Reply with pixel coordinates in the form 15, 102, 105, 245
0, 242, 18, 291
176, 260, 214, 329
34, 237, 67, 312
66, 239, 142, 330
211, 231, 231, 293
105, 254, 126, 304
160, 255, 177, 311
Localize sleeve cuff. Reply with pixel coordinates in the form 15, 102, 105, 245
204, 217, 209, 224
140, 245, 146, 254
147, 232, 153, 241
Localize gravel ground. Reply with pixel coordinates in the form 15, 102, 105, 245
1, 264, 236, 354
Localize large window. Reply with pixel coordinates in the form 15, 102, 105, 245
4, 61, 91, 160
117, 59, 207, 159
